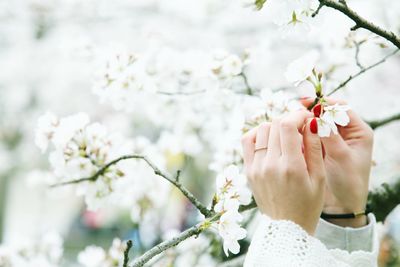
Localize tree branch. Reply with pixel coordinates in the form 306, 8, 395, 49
130, 202, 257, 267
130, 214, 217, 267
123, 240, 133, 267
327, 49, 399, 96
367, 112, 400, 129
239, 72, 253, 95
50, 154, 212, 218
315, 0, 400, 49
131, 224, 201, 267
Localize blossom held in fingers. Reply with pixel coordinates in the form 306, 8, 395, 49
315, 104, 351, 137
322, 103, 351, 126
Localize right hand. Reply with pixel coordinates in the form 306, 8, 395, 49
300, 98, 373, 227
241, 110, 327, 234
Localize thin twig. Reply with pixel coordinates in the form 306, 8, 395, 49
327, 49, 399, 96
51, 154, 212, 218
239, 72, 253, 95
367, 112, 400, 129
354, 41, 365, 70
123, 240, 133, 267
315, 0, 400, 49
312, 3, 324, 17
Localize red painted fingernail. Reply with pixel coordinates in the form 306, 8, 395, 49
313, 104, 322, 117
310, 118, 318, 134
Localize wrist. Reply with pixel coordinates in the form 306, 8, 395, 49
322, 206, 368, 228
325, 215, 368, 228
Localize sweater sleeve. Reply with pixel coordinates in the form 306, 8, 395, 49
244, 214, 378, 267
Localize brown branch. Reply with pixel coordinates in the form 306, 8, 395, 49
239, 72, 253, 95
314, 0, 400, 49
367, 112, 400, 129
130, 221, 204, 267
327, 49, 399, 96
123, 240, 133, 267
51, 154, 212, 218
130, 202, 257, 267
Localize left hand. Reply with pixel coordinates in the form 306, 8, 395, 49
241, 111, 326, 234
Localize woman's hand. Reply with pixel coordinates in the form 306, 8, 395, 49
241, 110, 326, 234
301, 98, 374, 227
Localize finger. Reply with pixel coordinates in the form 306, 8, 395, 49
241, 127, 258, 167
267, 118, 281, 157
321, 132, 349, 157
280, 110, 313, 159
254, 122, 271, 164
303, 118, 326, 186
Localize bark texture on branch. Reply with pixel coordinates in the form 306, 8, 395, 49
315, 0, 400, 49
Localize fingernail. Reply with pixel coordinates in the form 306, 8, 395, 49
310, 118, 318, 134
313, 104, 322, 117
299, 96, 311, 100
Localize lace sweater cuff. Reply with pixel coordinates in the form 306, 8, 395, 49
244, 214, 378, 267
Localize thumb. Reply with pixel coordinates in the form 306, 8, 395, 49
303, 118, 326, 185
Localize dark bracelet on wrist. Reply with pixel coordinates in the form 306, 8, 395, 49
320, 206, 371, 220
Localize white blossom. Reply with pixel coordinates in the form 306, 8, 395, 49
218, 211, 247, 255
78, 238, 125, 267
265, 0, 318, 35
78, 246, 106, 267
35, 112, 59, 153
285, 50, 320, 86
0, 232, 63, 267
316, 104, 351, 137
213, 165, 251, 256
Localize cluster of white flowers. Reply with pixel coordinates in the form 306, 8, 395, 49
213, 165, 252, 256
211, 50, 245, 89
93, 47, 246, 115
35, 112, 129, 210
34, 112, 170, 219
92, 47, 155, 112
0, 232, 63, 267
243, 89, 302, 129
78, 238, 125, 267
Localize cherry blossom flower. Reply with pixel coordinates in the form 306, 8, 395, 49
218, 211, 247, 255
215, 165, 252, 207
78, 238, 125, 267
35, 112, 59, 153
323, 103, 351, 127
213, 165, 251, 255
261, 0, 318, 35
285, 50, 320, 86
315, 104, 351, 137
78, 246, 106, 267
